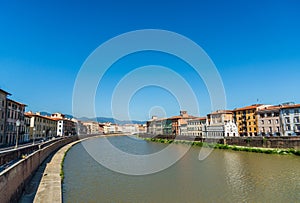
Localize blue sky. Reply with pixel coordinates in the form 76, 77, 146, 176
0, 0, 300, 121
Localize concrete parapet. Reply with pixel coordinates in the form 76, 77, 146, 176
0, 137, 78, 203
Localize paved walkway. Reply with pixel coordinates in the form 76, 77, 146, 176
20, 140, 83, 203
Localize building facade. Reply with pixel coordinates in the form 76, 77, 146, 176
0, 89, 10, 145
5, 99, 27, 145
120, 124, 139, 134
204, 110, 239, 138
187, 117, 206, 137
83, 121, 101, 134
147, 116, 165, 135
169, 111, 195, 136
51, 113, 76, 136
25, 112, 57, 141
257, 106, 281, 136
280, 104, 300, 136
233, 104, 266, 136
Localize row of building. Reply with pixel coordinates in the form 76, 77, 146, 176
0, 88, 147, 146
79, 121, 146, 135
147, 103, 300, 138
0, 88, 81, 146
0, 90, 79, 146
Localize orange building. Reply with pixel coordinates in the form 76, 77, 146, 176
233, 104, 264, 136
169, 111, 195, 135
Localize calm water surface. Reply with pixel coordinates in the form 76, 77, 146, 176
63, 136, 300, 202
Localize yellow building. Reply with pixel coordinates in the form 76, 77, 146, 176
25, 112, 57, 141
233, 104, 263, 137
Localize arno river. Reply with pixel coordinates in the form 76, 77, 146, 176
63, 136, 300, 202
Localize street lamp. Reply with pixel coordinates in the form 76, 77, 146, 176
15, 119, 20, 149
42, 130, 45, 141
33, 127, 36, 145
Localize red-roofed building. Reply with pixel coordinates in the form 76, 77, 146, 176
279, 103, 300, 136
187, 117, 206, 137
257, 105, 281, 136
5, 99, 27, 145
25, 112, 57, 141
0, 89, 11, 145
203, 110, 239, 138
51, 113, 76, 136
233, 104, 269, 136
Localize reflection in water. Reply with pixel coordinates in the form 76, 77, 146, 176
223, 151, 252, 201
63, 137, 300, 202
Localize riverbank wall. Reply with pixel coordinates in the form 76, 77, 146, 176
139, 134, 300, 150
0, 134, 97, 203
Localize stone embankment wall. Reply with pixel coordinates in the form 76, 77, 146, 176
0, 139, 61, 166
0, 136, 79, 203
140, 134, 300, 150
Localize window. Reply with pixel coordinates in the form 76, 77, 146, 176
285, 110, 289, 115
275, 119, 279, 124
295, 109, 299, 114
262, 127, 265, 132
277, 127, 280, 132
261, 120, 264, 124
285, 117, 290, 124
269, 127, 272, 133
295, 117, 300, 123
268, 120, 271, 124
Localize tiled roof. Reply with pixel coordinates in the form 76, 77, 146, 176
280, 104, 300, 109
257, 105, 281, 112
233, 104, 263, 111
169, 115, 196, 120
189, 117, 206, 121
0, 89, 11, 96
7, 98, 27, 106
208, 110, 233, 115
25, 112, 59, 121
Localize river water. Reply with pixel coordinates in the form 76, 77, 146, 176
63, 136, 300, 202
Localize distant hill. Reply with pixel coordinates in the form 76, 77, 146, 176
79, 117, 146, 125
39, 112, 145, 124
40, 111, 51, 116
40, 111, 73, 119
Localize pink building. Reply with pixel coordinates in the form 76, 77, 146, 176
257, 106, 281, 136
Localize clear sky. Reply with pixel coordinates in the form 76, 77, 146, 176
0, 0, 300, 121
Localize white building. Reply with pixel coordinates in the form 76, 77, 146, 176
103, 123, 119, 134
146, 116, 165, 135
280, 103, 300, 136
82, 121, 100, 134
187, 117, 206, 137
51, 113, 76, 136
120, 124, 139, 134
203, 110, 239, 138
179, 123, 188, 136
